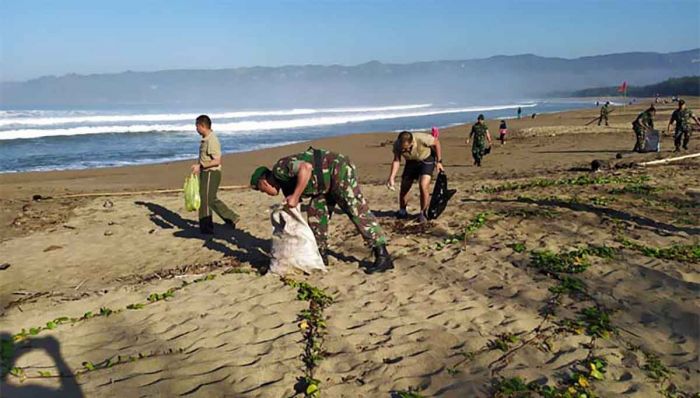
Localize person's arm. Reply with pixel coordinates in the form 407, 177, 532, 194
486, 129, 493, 146
467, 127, 474, 144
666, 114, 675, 134
387, 152, 401, 188
433, 138, 444, 172
285, 161, 312, 208
200, 155, 222, 169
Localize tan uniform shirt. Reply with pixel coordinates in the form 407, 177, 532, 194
393, 132, 435, 161
199, 131, 222, 171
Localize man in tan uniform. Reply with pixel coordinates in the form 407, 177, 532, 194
191, 115, 239, 234
386, 131, 444, 223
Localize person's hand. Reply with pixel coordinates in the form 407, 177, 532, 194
385, 178, 395, 191
191, 164, 201, 174
436, 162, 445, 173
285, 195, 300, 208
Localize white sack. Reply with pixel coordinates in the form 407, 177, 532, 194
269, 204, 326, 276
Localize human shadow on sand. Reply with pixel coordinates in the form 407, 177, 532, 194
135, 201, 270, 273
463, 197, 700, 236
0, 333, 84, 398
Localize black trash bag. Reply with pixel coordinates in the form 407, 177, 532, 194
427, 171, 457, 220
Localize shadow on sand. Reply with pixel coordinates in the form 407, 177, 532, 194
1, 334, 84, 398
463, 197, 700, 236
135, 201, 271, 273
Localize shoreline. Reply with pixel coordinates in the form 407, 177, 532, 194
2, 99, 688, 198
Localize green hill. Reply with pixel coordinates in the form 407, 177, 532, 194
570, 76, 700, 97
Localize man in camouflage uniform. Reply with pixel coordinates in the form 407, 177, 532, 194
467, 114, 493, 167
598, 101, 610, 126
250, 147, 393, 274
632, 106, 655, 152
667, 99, 700, 152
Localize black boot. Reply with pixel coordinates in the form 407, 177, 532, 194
199, 216, 214, 235
365, 245, 394, 274
224, 218, 237, 230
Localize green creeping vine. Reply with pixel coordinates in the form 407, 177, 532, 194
480, 175, 650, 194
491, 357, 608, 398
283, 278, 334, 398
617, 237, 699, 263
2, 273, 221, 378
436, 212, 491, 250
488, 333, 520, 352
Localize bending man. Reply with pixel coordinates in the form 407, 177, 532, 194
632, 106, 655, 152
250, 147, 393, 274
386, 131, 444, 223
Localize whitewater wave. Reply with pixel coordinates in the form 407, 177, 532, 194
0, 103, 536, 140
0, 104, 433, 127
0, 140, 303, 173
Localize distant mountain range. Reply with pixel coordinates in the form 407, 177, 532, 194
1, 49, 699, 108
570, 76, 700, 97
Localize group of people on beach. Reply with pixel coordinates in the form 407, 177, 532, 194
190, 112, 501, 274
604, 99, 700, 153
190, 99, 698, 275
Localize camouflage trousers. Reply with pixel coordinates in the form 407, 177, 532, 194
633, 126, 646, 152
472, 142, 487, 166
674, 129, 691, 150
306, 159, 387, 253
598, 115, 608, 126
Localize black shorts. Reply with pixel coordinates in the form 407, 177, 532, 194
402, 156, 435, 182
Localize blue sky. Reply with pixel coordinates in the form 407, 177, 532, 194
1, 0, 699, 82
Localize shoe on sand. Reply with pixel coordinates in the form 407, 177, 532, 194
365, 245, 394, 274
418, 211, 428, 224
396, 209, 409, 219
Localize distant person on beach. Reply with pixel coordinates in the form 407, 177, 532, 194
467, 114, 493, 167
386, 131, 444, 223
498, 120, 508, 145
250, 148, 393, 274
517, 107, 522, 119
191, 115, 239, 234
667, 99, 700, 152
632, 106, 656, 152
598, 101, 610, 126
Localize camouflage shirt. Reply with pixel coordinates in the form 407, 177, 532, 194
633, 110, 654, 129
271, 148, 344, 197
600, 104, 610, 116
470, 122, 488, 148
670, 108, 695, 132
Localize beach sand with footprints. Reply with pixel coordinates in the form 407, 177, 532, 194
1, 100, 698, 397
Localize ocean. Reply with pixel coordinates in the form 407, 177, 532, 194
0, 100, 595, 173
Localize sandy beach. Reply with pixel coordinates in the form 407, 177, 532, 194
1, 100, 698, 397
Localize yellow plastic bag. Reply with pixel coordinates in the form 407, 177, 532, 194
183, 174, 200, 211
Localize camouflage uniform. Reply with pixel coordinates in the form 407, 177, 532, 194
632, 110, 654, 152
598, 104, 610, 126
670, 108, 695, 150
271, 148, 387, 253
470, 123, 489, 166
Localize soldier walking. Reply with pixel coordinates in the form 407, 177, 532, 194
250, 147, 393, 274
467, 114, 493, 167
190, 115, 239, 234
667, 99, 700, 152
598, 101, 610, 126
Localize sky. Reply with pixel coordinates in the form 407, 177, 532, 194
1, 0, 699, 82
